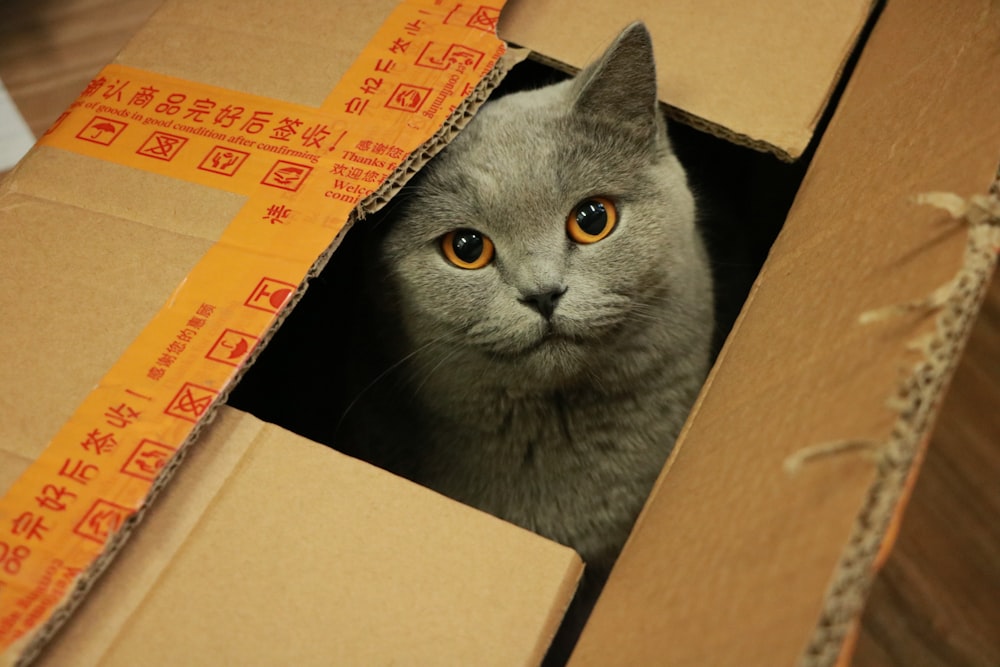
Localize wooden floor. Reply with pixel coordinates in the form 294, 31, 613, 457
2, 1, 998, 664
854, 270, 1000, 667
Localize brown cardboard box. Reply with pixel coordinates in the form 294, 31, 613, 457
0, 2, 583, 664
1, 0, 998, 665
569, 1, 1000, 664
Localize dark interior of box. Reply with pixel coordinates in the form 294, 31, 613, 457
221, 11, 883, 661
227, 55, 810, 444
223, 52, 846, 665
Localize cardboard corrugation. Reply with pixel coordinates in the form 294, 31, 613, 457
32, 408, 585, 667
567, 0, 1000, 664
2, 0, 998, 664
0, 1, 584, 664
499, 0, 879, 160
6, 51, 527, 667
810, 190, 1000, 666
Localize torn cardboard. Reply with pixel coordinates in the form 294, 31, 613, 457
4, 0, 996, 665
1, 1, 582, 664
569, 0, 1000, 664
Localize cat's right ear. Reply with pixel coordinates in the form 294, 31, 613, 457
570, 22, 660, 134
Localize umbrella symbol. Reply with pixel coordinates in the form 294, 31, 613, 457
90, 121, 119, 139
222, 336, 250, 360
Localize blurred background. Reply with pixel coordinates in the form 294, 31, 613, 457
1, 1, 997, 664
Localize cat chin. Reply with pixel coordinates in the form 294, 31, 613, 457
480, 330, 595, 384
479, 317, 591, 356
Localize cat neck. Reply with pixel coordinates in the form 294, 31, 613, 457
408, 310, 706, 429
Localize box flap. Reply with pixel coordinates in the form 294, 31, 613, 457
34, 407, 581, 666
0, 0, 574, 662
0, 0, 415, 468
569, 0, 1000, 664
500, 0, 876, 160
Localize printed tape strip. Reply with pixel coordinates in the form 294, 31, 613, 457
0, 0, 506, 659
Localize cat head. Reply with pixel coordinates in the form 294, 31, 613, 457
372, 23, 711, 389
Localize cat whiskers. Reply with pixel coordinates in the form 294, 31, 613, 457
333, 332, 455, 439
622, 305, 670, 326
406, 344, 464, 399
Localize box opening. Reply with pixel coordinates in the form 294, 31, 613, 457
15, 1, 1000, 665
222, 28, 877, 658
217, 36, 878, 660
226, 52, 809, 495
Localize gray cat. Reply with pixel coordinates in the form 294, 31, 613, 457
343, 20, 713, 649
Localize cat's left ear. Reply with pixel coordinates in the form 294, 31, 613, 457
571, 22, 660, 133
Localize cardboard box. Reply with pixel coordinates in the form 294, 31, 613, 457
1, 0, 998, 665
567, 0, 1000, 662
0, 3, 581, 665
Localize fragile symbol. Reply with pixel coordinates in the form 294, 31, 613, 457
74, 499, 131, 544
76, 116, 128, 146
261, 160, 313, 191
164, 382, 218, 423
136, 131, 188, 161
120, 439, 177, 481
244, 277, 296, 314
385, 83, 433, 113
198, 145, 250, 176
206, 329, 259, 367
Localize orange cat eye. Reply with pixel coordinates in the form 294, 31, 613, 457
567, 197, 617, 244
441, 229, 495, 269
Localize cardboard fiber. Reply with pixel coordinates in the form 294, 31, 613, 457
570, 0, 1000, 664
1, 0, 997, 666
0, 1, 583, 664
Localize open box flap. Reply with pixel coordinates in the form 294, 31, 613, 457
34, 407, 581, 667
0, 0, 580, 662
0, 0, 411, 476
500, 0, 877, 160
570, 0, 1000, 664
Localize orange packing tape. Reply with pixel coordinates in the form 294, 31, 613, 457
0, 1, 506, 661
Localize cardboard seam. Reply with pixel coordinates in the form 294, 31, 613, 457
7, 46, 523, 665
797, 184, 1000, 667
12, 406, 230, 666
0, 178, 233, 246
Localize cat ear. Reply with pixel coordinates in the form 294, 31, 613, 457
571, 22, 660, 132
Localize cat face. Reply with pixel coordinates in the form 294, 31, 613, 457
373, 24, 707, 388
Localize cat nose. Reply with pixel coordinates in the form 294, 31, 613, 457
520, 286, 567, 320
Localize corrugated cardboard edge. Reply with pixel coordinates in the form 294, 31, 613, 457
799, 177, 1000, 667
673, 0, 879, 163
514, 48, 799, 162
507, 0, 880, 167
6, 46, 527, 667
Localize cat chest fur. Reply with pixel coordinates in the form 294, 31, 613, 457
410, 361, 692, 566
